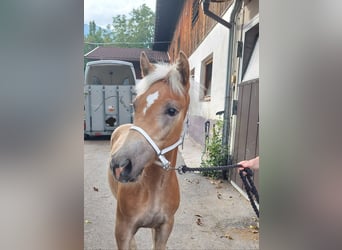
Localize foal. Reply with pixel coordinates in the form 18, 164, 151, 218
108, 51, 190, 250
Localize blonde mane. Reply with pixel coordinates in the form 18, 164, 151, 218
135, 63, 185, 96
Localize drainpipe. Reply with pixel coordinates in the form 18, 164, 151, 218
202, 0, 232, 29
202, 0, 243, 163
221, 0, 243, 153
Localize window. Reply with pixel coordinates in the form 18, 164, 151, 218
192, 0, 199, 26
204, 61, 212, 99
241, 23, 259, 81
201, 57, 213, 101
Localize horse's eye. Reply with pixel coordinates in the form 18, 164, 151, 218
166, 107, 178, 117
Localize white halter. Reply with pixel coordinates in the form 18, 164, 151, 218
130, 125, 184, 170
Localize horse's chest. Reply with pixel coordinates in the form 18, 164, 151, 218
139, 208, 166, 227
118, 175, 180, 228
138, 194, 173, 228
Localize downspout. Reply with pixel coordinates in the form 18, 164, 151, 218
222, 0, 243, 152
202, 0, 232, 29
202, 0, 243, 163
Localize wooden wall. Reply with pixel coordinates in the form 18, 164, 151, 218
168, 0, 233, 60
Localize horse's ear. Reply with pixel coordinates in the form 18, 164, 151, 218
140, 51, 155, 77
176, 51, 190, 89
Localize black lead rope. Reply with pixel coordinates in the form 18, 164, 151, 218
176, 164, 259, 218
239, 168, 259, 218
177, 164, 241, 174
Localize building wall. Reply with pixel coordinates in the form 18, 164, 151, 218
166, 0, 259, 152
243, 0, 259, 23
168, 0, 233, 61
187, 7, 234, 145
188, 7, 233, 119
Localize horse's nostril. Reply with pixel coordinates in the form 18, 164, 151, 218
120, 159, 132, 178
120, 159, 130, 168
111, 158, 133, 182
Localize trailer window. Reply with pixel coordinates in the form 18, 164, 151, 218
86, 65, 135, 85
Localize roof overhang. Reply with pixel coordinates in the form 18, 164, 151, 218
153, 0, 184, 51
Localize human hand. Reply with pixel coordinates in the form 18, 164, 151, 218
238, 156, 259, 171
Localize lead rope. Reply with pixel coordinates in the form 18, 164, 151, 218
239, 168, 259, 218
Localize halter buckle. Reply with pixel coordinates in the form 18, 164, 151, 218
158, 154, 171, 170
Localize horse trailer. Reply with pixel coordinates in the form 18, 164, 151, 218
84, 60, 136, 138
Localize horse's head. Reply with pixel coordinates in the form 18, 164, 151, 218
110, 51, 190, 183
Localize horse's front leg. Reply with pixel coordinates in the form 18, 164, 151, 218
152, 217, 175, 250
115, 214, 137, 250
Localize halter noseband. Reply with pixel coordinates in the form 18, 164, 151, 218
130, 125, 183, 170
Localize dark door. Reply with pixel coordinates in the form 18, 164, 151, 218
230, 78, 259, 190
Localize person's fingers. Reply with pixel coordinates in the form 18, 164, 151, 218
238, 160, 248, 169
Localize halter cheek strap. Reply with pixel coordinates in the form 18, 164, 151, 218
130, 125, 183, 170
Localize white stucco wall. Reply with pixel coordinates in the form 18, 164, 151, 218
188, 8, 233, 120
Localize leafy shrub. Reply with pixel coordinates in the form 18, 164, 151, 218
201, 118, 228, 179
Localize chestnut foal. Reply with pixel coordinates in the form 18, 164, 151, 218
108, 51, 190, 250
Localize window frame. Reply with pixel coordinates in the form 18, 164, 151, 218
200, 55, 213, 102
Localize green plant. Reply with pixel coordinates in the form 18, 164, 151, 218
201, 118, 229, 179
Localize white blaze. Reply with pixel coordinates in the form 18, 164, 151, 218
143, 91, 159, 115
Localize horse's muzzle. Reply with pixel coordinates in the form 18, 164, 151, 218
110, 158, 136, 183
